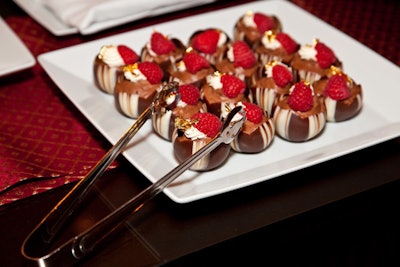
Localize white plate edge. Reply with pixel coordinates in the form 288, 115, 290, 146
0, 17, 36, 76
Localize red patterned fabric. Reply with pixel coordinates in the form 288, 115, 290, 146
0, 17, 118, 205
291, 0, 400, 67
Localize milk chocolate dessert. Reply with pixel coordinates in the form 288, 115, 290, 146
291, 39, 342, 84
313, 67, 362, 122
248, 61, 294, 116
94, 44, 139, 94
172, 112, 230, 171
152, 84, 206, 141
273, 81, 326, 142
167, 48, 215, 88
229, 102, 275, 153
141, 31, 186, 75
234, 11, 282, 47
214, 40, 258, 82
254, 30, 299, 65
114, 62, 164, 118
188, 28, 231, 65
201, 71, 248, 118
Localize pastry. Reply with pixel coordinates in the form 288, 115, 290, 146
94, 45, 139, 94
248, 60, 294, 116
167, 48, 215, 88
229, 102, 275, 153
188, 28, 230, 65
201, 71, 247, 118
140, 30, 186, 74
313, 67, 362, 122
273, 81, 326, 142
290, 39, 342, 83
152, 83, 206, 141
114, 61, 164, 118
172, 112, 230, 171
214, 40, 258, 82
254, 30, 299, 65
234, 11, 282, 47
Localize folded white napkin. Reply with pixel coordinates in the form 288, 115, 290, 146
42, 0, 216, 34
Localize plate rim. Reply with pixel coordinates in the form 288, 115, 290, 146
0, 17, 36, 76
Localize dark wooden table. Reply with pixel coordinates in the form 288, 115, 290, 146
1, 0, 399, 266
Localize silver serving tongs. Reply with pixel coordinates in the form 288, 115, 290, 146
21, 82, 179, 264
21, 98, 245, 266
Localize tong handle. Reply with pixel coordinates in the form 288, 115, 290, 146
40, 83, 179, 243
67, 106, 245, 259
73, 133, 225, 258
22, 106, 244, 266
42, 106, 152, 244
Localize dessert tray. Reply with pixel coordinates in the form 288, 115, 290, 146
38, 0, 400, 203
0, 17, 35, 76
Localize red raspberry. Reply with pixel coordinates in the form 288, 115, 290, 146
275, 32, 298, 54
220, 74, 246, 98
178, 84, 200, 105
117, 45, 139, 64
183, 51, 210, 74
150, 31, 176, 55
324, 73, 350, 100
137, 62, 164, 84
272, 63, 293, 88
315, 42, 336, 68
232, 41, 256, 69
243, 102, 263, 124
191, 112, 222, 138
253, 12, 275, 33
288, 82, 314, 112
191, 29, 220, 54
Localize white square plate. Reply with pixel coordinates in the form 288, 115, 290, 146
38, 0, 400, 203
0, 17, 35, 76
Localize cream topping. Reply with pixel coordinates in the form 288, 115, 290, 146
184, 125, 207, 140
99, 45, 125, 67
206, 72, 223, 89
298, 44, 317, 61
261, 34, 281, 50
176, 99, 187, 107
242, 12, 256, 28
176, 60, 187, 72
124, 67, 146, 82
220, 102, 244, 122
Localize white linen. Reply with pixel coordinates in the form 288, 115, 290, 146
42, 0, 216, 34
